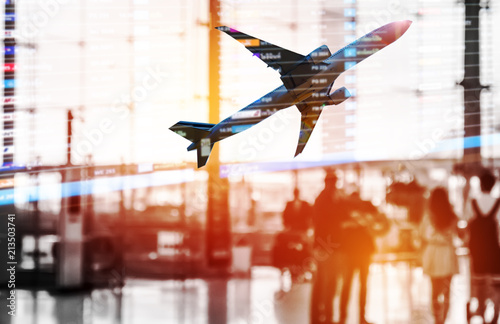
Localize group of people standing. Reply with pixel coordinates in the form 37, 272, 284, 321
420, 170, 500, 324
280, 171, 388, 324
280, 169, 500, 324
309, 172, 387, 324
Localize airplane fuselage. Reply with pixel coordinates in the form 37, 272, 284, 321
207, 58, 340, 144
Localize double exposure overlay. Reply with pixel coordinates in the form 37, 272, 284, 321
1, 1, 500, 324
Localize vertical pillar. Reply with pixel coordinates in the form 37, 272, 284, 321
206, 0, 231, 269
67, 110, 73, 165
460, 0, 487, 165
58, 168, 84, 288
31, 173, 40, 286
82, 158, 94, 235
57, 111, 84, 288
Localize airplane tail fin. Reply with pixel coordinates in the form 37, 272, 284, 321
169, 121, 216, 168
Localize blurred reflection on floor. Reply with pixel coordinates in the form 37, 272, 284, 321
6, 256, 474, 324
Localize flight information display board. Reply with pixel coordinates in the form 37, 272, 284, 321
1, 0, 499, 171
216, 0, 499, 171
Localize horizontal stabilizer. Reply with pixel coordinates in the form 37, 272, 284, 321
329, 87, 351, 105
169, 121, 215, 149
169, 121, 216, 168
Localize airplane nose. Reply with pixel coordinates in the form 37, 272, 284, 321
400, 20, 412, 32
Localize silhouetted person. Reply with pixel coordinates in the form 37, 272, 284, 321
340, 193, 388, 324
274, 188, 312, 286
310, 172, 350, 324
248, 198, 257, 227
283, 188, 312, 233
467, 169, 500, 322
421, 187, 459, 324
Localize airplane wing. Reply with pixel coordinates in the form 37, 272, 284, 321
293, 85, 351, 156
216, 26, 305, 76
294, 102, 324, 157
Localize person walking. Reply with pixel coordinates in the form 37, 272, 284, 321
274, 188, 313, 285
339, 192, 389, 324
421, 187, 459, 324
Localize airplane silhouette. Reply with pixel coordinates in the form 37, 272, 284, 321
170, 20, 412, 167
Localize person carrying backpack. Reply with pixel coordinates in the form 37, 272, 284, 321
467, 169, 500, 322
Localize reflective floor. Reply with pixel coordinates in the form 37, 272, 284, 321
1, 256, 490, 324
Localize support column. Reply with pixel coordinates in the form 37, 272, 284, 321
206, 0, 231, 269
58, 168, 84, 288
459, 0, 488, 166
57, 111, 84, 288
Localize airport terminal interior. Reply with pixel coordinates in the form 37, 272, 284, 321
1, 0, 500, 323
